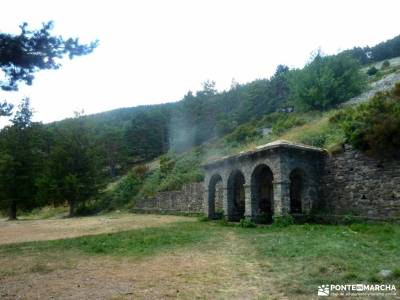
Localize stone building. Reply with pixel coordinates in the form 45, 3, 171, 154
133, 140, 400, 222
202, 140, 326, 221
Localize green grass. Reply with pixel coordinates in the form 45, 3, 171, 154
0, 221, 223, 258
19, 205, 69, 220
236, 223, 400, 293
1, 220, 399, 296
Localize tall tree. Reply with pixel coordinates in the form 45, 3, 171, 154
0, 98, 43, 219
289, 51, 366, 110
42, 113, 105, 217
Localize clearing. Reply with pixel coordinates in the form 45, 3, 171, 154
0, 213, 191, 245
0, 214, 399, 299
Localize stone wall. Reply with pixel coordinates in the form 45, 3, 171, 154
133, 182, 204, 214
133, 145, 400, 221
320, 145, 400, 220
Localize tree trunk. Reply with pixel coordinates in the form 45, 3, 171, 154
8, 200, 17, 220
68, 200, 76, 217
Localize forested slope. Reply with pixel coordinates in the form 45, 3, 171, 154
1, 33, 400, 216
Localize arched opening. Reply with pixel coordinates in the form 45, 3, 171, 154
290, 168, 304, 214
227, 170, 246, 221
208, 174, 223, 219
251, 165, 274, 223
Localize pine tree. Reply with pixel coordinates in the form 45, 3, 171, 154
0, 98, 43, 219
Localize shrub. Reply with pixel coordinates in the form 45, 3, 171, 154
133, 165, 149, 179
239, 217, 257, 228
75, 202, 99, 216
381, 60, 390, 69
273, 214, 294, 227
332, 84, 400, 158
160, 155, 175, 178
218, 216, 230, 226
342, 213, 357, 225
197, 214, 209, 222
367, 66, 378, 76
272, 114, 307, 135
224, 121, 261, 144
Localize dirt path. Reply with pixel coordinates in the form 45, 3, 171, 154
0, 214, 192, 245
0, 226, 285, 299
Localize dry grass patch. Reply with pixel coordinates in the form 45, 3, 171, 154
0, 213, 192, 245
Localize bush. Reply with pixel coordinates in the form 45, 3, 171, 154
75, 202, 99, 216
197, 214, 209, 222
342, 213, 357, 225
272, 114, 307, 135
239, 217, 257, 228
332, 84, 400, 158
224, 121, 261, 144
273, 214, 294, 227
218, 216, 230, 226
367, 66, 378, 76
381, 60, 390, 69
97, 168, 146, 210
159, 155, 175, 178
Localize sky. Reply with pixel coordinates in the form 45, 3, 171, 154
0, 0, 399, 124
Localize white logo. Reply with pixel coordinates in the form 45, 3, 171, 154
318, 283, 396, 296
318, 285, 330, 296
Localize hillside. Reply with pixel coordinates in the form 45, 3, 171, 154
98, 57, 400, 212
2, 33, 400, 216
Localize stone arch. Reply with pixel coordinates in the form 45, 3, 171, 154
251, 164, 274, 223
227, 170, 246, 221
207, 173, 223, 219
289, 168, 305, 214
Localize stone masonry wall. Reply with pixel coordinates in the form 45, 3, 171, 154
133, 145, 400, 220
320, 145, 400, 220
133, 182, 204, 214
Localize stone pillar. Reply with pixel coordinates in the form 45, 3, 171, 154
244, 184, 254, 219
223, 187, 234, 220
302, 184, 318, 214
203, 188, 213, 218
273, 181, 290, 216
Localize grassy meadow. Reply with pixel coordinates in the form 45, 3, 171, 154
1, 214, 399, 299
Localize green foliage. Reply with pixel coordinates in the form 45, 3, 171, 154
113, 172, 143, 205
0, 222, 216, 258
125, 110, 169, 160
239, 217, 257, 228
97, 165, 148, 210
273, 214, 295, 227
0, 21, 97, 91
158, 152, 203, 192
341, 35, 400, 64
224, 121, 261, 145
39, 114, 105, 216
2, 221, 399, 296
0, 101, 13, 117
332, 84, 400, 158
341, 213, 357, 225
289, 52, 366, 110
271, 114, 307, 135
277, 112, 345, 150
367, 66, 378, 76
197, 214, 210, 222
218, 216, 231, 226
382, 60, 391, 69
159, 155, 176, 178
0, 99, 44, 219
